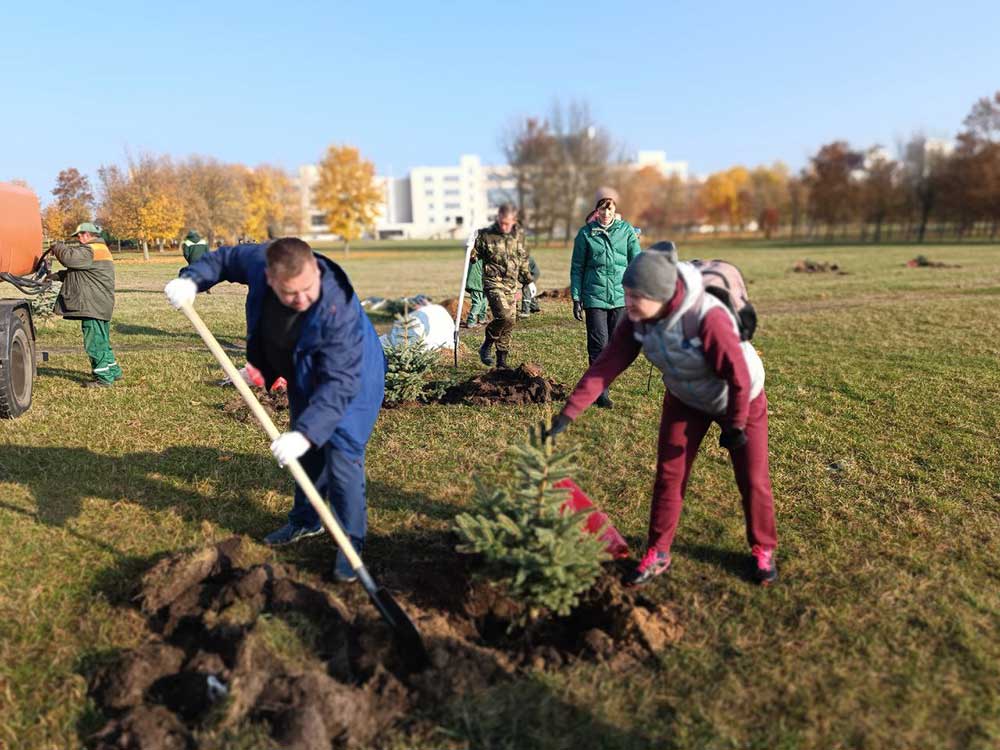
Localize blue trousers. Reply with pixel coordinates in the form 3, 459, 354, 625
287, 442, 367, 543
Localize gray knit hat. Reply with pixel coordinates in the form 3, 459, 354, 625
622, 244, 679, 301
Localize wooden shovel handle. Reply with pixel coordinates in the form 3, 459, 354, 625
179, 301, 364, 571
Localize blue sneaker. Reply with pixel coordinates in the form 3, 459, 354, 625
263, 522, 324, 547
334, 539, 363, 583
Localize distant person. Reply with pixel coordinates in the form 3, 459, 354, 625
519, 256, 541, 318
165, 237, 386, 583
463, 253, 488, 328
182, 230, 210, 265
470, 204, 534, 368
549, 244, 778, 587
570, 191, 641, 408
48, 222, 123, 387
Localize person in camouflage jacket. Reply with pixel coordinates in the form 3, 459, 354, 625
48, 222, 123, 387
469, 204, 532, 368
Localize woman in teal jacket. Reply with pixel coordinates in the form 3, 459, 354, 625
570, 196, 641, 407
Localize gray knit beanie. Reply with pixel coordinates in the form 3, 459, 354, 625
622, 245, 679, 302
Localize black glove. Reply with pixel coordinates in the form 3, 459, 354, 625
719, 427, 748, 450
573, 300, 584, 322
543, 413, 572, 442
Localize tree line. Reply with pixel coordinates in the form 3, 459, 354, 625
39, 145, 383, 259
505, 91, 1000, 244
41, 155, 303, 259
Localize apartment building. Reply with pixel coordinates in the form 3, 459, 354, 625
298, 151, 687, 241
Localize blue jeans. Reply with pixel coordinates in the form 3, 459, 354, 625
287, 442, 367, 543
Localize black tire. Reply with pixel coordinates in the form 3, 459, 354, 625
0, 309, 33, 418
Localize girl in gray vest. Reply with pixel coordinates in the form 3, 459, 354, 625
550, 248, 778, 586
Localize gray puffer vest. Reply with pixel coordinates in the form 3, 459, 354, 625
633, 262, 764, 416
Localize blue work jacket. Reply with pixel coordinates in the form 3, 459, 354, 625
181, 244, 385, 457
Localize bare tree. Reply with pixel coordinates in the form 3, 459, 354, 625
550, 101, 612, 242
51, 168, 95, 234
804, 141, 864, 239
860, 148, 900, 243
899, 134, 950, 243
502, 117, 562, 243
177, 156, 246, 245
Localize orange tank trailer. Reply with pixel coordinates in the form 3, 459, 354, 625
0, 183, 44, 276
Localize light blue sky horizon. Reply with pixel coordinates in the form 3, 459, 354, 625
3, 0, 997, 203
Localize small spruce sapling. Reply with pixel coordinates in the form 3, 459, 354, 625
453, 418, 610, 625
382, 302, 439, 405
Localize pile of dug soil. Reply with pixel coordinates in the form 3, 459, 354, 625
438, 363, 568, 405
222, 389, 289, 426
438, 296, 460, 319
537, 286, 572, 299
793, 259, 845, 273
906, 256, 960, 269
89, 537, 681, 748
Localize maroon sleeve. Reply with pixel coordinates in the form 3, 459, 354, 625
700, 307, 751, 429
562, 317, 642, 419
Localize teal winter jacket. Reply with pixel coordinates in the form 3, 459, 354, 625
570, 219, 641, 309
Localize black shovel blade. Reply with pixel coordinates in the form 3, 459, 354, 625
370, 586, 429, 673
356, 566, 429, 673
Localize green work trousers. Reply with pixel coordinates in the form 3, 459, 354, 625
465, 289, 488, 325
81, 319, 123, 383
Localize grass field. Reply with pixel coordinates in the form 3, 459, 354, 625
1, 241, 999, 749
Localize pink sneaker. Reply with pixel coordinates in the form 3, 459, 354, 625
752, 545, 777, 585
626, 548, 671, 587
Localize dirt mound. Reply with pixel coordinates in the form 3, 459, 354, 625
222, 389, 289, 426
537, 286, 572, 299
906, 256, 960, 269
89, 538, 681, 747
438, 363, 567, 405
793, 259, 845, 273
438, 296, 460, 319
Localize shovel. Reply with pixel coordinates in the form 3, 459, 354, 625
178, 302, 428, 673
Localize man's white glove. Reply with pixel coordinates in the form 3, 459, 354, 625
270, 431, 311, 467
527, 282, 537, 298
164, 277, 198, 309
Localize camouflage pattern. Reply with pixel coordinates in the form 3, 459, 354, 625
472, 222, 530, 353
471, 222, 531, 292
484, 286, 518, 352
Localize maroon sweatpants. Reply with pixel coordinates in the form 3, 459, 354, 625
648, 390, 778, 554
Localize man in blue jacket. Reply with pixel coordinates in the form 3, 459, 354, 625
164, 237, 386, 582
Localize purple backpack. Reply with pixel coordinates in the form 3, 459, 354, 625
685, 258, 757, 341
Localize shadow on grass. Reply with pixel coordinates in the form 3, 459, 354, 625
0, 443, 463, 571
37, 365, 91, 384
673, 542, 754, 582
0, 444, 286, 533
256, 490, 464, 592
112, 322, 245, 350
437, 675, 667, 750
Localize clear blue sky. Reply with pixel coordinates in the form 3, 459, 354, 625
3, 0, 998, 202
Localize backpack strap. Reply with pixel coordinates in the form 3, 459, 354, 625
680, 291, 704, 341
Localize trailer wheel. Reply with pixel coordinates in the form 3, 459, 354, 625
0, 309, 33, 418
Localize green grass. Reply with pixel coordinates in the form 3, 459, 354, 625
2, 242, 1000, 748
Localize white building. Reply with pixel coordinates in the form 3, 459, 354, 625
299, 150, 687, 241
299, 155, 518, 242
633, 150, 689, 180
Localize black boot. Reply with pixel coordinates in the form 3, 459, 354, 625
596, 392, 614, 408
479, 339, 494, 366
496, 350, 510, 369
